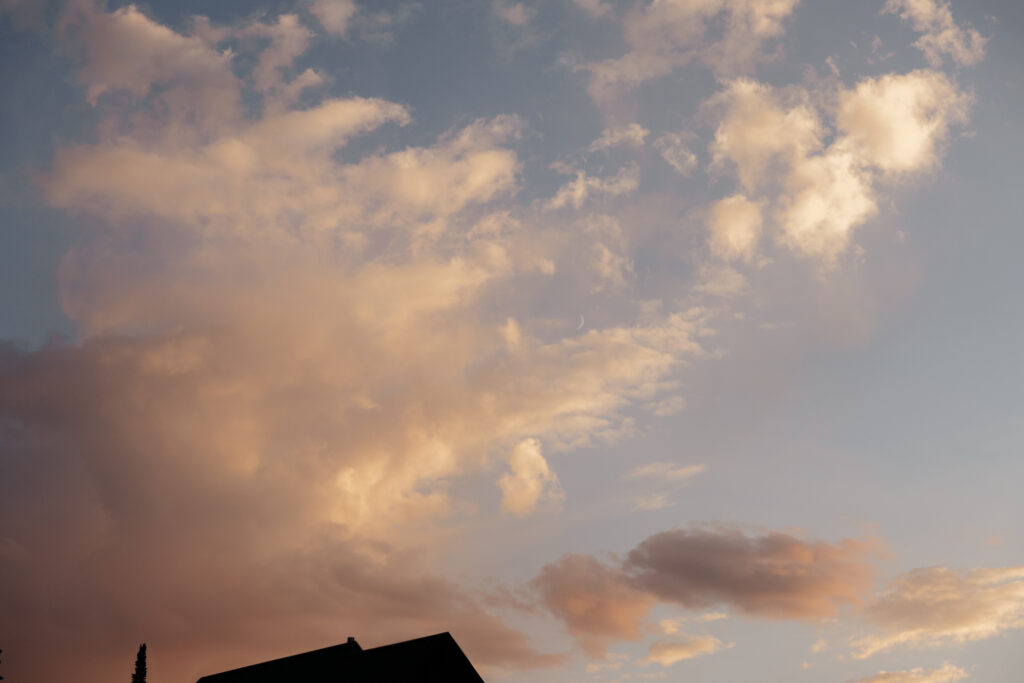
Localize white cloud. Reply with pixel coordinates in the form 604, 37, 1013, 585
837, 69, 972, 175
499, 438, 565, 516
708, 194, 763, 262
774, 146, 877, 262
708, 79, 822, 193
706, 70, 971, 264
883, 0, 986, 67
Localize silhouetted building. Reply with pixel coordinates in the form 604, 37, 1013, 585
195, 632, 484, 683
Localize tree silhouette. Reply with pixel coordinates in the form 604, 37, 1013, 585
132, 643, 146, 683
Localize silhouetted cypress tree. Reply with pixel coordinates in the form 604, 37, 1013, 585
131, 643, 146, 683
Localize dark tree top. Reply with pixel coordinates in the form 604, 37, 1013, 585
132, 643, 147, 683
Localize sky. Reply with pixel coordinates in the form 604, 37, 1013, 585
0, 0, 1023, 681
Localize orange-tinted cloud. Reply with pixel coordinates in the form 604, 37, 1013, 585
0, 4, 714, 681
853, 565, 1024, 658
533, 526, 879, 654
498, 438, 564, 517
531, 553, 658, 656
626, 526, 878, 619
641, 635, 731, 666
856, 662, 968, 683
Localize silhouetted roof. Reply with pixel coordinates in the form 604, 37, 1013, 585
196, 632, 484, 683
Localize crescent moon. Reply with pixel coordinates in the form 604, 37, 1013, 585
577, 314, 585, 330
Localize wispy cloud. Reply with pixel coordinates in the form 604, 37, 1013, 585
883, 0, 986, 67
856, 662, 969, 683
623, 462, 705, 510
640, 634, 732, 666
853, 565, 1024, 658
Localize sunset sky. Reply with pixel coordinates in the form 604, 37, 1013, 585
1, 0, 1023, 681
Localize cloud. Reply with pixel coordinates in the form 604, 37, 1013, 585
655, 132, 698, 176
0, 1, 989, 680
59, 0, 240, 134
311, 0, 358, 36
708, 194, 763, 262
623, 462, 705, 510
237, 14, 316, 101
883, 0, 986, 67
625, 526, 878, 619
648, 394, 686, 416
534, 526, 879, 653
1, 3, 722, 681
640, 635, 731, 666
584, 0, 799, 104
694, 264, 748, 298
0, 450, 563, 679
499, 438, 564, 516
45, 105, 525, 252
707, 78, 822, 194
707, 70, 971, 262
584, 652, 630, 674
583, 214, 635, 291
625, 462, 705, 482
837, 69, 972, 175
531, 554, 658, 656
495, 1, 533, 27
658, 612, 727, 634
852, 565, 1024, 658
703, 0, 803, 75
545, 164, 640, 210
589, 123, 650, 152
45, 95, 419, 247
572, 0, 611, 18
774, 146, 877, 261
856, 662, 969, 683
339, 115, 524, 231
